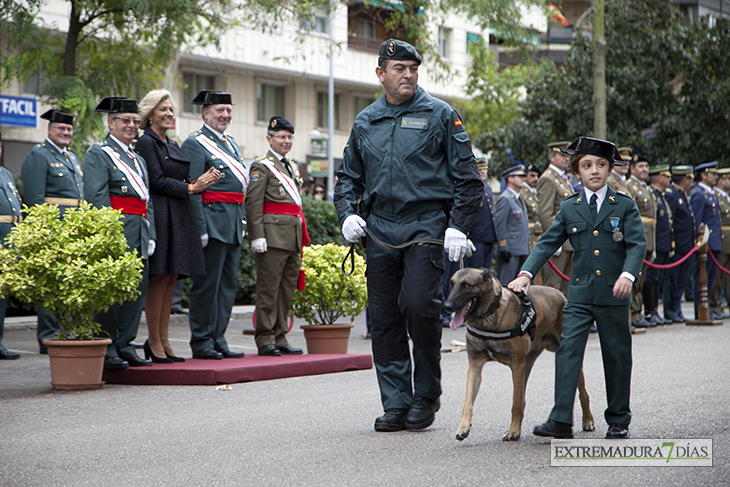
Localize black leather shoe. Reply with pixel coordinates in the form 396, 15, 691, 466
278, 345, 303, 355
374, 409, 408, 432
0, 349, 20, 360
258, 344, 281, 356
217, 348, 244, 358
633, 318, 655, 328
533, 419, 573, 439
674, 313, 686, 323
606, 423, 630, 439
171, 306, 189, 315
104, 356, 129, 370
130, 341, 144, 349
122, 354, 153, 367
404, 394, 440, 430
192, 347, 223, 360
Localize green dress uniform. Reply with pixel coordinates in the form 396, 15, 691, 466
537, 166, 574, 296
0, 167, 23, 354
521, 186, 646, 426
181, 125, 246, 354
21, 139, 84, 349
245, 150, 304, 349
83, 135, 155, 361
710, 186, 730, 315
626, 176, 656, 324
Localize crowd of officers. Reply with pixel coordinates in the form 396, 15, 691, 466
0, 90, 306, 364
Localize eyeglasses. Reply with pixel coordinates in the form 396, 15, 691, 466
112, 117, 142, 126
314, 190, 325, 195
50, 124, 74, 133
272, 135, 295, 141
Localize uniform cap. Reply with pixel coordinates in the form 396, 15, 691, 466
95, 97, 138, 113
548, 141, 570, 152
525, 162, 542, 175
476, 159, 488, 170
560, 137, 622, 165
501, 164, 527, 179
632, 154, 650, 165
268, 116, 294, 134
617, 147, 632, 162
695, 161, 718, 174
191, 90, 233, 106
648, 164, 671, 177
40, 109, 74, 126
716, 167, 730, 176
671, 165, 694, 178
378, 39, 422, 65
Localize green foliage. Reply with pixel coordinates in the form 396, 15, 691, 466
0, 202, 143, 340
301, 195, 348, 246
236, 242, 257, 304
291, 243, 367, 326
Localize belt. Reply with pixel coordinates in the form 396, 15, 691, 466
109, 196, 148, 217
722, 226, 730, 231
44, 197, 81, 206
641, 216, 656, 224
0, 215, 22, 224
528, 222, 535, 229
201, 191, 244, 205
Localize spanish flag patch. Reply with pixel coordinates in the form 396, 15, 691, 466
454, 119, 463, 127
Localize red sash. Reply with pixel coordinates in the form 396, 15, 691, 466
201, 191, 244, 205
263, 201, 311, 290
110, 196, 147, 217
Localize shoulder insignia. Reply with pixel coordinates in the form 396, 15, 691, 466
565, 192, 580, 201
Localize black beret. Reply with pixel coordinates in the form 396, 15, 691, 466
525, 162, 542, 175
268, 116, 294, 134
95, 97, 138, 114
40, 109, 74, 126
378, 39, 422, 65
191, 90, 234, 106
632, 154, 650, 165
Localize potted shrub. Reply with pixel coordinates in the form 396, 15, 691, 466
291, 243, 367, 354
0, 203, 143, 390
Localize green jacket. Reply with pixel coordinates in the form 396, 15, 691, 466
0, 167, 22, 246
335, 86, 482, 254
522, 186, 646, 306
21, 139, 83, 213
82, 135, 156, 259
181, 126, 246, 245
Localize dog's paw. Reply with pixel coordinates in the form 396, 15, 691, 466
582, 419, 595, 432
455, 429, 471, 441
502, 430, 521, 441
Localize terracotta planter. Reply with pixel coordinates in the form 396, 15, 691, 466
300, 324, 354, 354
42, 338, 112, 391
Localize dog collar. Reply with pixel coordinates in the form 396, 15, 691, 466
473, 286, 503, 320
466, 291, 537, 341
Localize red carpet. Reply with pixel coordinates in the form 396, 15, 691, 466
102, 354, 373, 385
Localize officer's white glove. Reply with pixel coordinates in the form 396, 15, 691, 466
669, 250, 675, 259
252, 238, 267, 253
466, 239, 476, 258
444, 228, 467, 262
201, 233, 209, 248
651, 250, 657, 262
553, 246, 562, 257
342, 215, 367, 243
148, 239, 156, 257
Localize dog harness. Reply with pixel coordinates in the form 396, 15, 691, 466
466, 290, 537, 341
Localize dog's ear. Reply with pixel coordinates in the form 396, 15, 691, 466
480, 268, 492, 281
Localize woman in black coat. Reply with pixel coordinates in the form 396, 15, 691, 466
136, 90, 220, 362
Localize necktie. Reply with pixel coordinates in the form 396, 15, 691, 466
126, 149, 142, 175
282, 157, 293, 177
221, 135, 236, 157
590, 193, 598, 218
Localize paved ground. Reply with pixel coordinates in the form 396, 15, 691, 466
1, 302, 729, 486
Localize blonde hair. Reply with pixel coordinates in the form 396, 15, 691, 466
139, 89, 177, 129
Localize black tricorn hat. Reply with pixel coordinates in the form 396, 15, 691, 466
268, 116, 294, 134
40, 109, 74, 126
561, 137, 622, 165
191, 90, 234, 106
95, 97, 138, 113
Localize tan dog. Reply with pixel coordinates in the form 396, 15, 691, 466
444, 268, 595, 441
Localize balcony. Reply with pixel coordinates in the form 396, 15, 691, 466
348, 34, 382, 53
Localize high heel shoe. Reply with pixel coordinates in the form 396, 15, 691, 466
143, 341, 173, 364
166, 352, 186, 363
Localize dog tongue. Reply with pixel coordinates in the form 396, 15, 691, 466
449, 306, 466, 330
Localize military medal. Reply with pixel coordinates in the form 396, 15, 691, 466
610, 217, 623, 242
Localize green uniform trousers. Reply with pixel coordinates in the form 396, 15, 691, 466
253, 247, 299, 349
550, 302, 632, 426
188, 238, 241, 353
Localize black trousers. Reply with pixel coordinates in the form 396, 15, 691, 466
367, 244, 444, 410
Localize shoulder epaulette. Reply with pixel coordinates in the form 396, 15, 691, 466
565, 192, 580, 201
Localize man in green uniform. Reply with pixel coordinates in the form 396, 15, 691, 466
83, 97, 155, 369
335, 39, 483, 432
626, 155, 657, 328
0, 138, 22, 359
246, 116, 306, 356
710, 168, 730, 319
509, 137, 646, 440
182, 90, 246, 360
21, 109, 83, 353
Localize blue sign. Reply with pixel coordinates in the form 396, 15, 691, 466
1, 95, 37, 128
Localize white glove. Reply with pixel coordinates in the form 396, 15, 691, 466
342, 215, 367, 243
148, 239, 156, 257
669, 250, 675, 259
553, 246, 562, 257
651, 250, 657, 262
466, 239, 476, 258
252, 238, 268, 253
201, 233, 209, 248
444, 228, 467, 262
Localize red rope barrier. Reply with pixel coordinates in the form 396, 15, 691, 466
548, 258, 570, 281
708, 249, 730, 276
643, 245, 699, 269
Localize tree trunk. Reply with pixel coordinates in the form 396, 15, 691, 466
63, 0, 81, 77
591, 0, 606, 139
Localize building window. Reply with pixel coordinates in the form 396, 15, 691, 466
300, 8, 329, 34
257, 83, 285, 123
358, 18, 376, 39
317, 92, 340, 130
438, 27, 452, 59
183, 73, 215, 114
353, 95, 373, 117
466, 32, 482, 49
